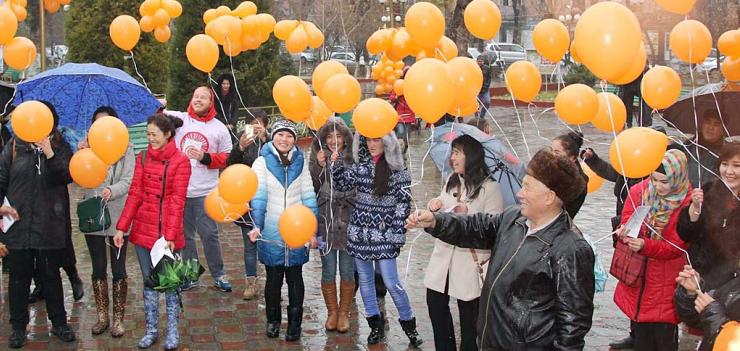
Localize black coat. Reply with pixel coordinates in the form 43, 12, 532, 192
564, 162, 588, 219
0, 138, 73, 250
427, 208, 595, 351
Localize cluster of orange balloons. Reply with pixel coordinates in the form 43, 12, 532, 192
0, 4, 36, 71
609, 127, 669, 178
44, 0, 71, 13
205, 164, 256, 223
1, 0, 27, 22
279, 205, 317, 249
464, 0, 502, 41
10, 101, 54, 143
370, 57, 405, 96
70, 116, 131, 189
366, 27, 458, 62
718, 29, 740, 82
274, 20, 323, 54
139, 0, 182, 43
205, 188, 250, 223
204, 2, 277, 56
110, 15, 141, 52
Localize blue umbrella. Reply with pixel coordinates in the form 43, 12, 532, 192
13, 62, 161, 136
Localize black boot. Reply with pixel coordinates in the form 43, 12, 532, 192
609, 335, 634, 349
285, 306, 303, 342
8, 329, 26, 349
64, 266, 84, 301
265, 306, 280, 338
399, 317, 423, 347
366, 314, 385, 345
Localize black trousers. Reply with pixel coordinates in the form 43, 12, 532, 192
84, 235, 128, 280
620, 88, 652, 128
426, 287, 480, 351
632, 322, 678, 351
264, 265, 304, 309
7, 249, 68, 331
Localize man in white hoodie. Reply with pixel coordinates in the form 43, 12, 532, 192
164, 86, 233, 292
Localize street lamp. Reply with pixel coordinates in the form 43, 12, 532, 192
378, 0, 406, 28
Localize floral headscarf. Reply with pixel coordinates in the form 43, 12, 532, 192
643, 149, 691, 237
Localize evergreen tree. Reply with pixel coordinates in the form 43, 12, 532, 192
167, 0, 285, 111
65, 0, 169, 93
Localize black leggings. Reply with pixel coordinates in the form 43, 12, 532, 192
427, 288, 480, 351
84, 235, 128, 280
264, 265, 304, 309
632, 321, 678, 351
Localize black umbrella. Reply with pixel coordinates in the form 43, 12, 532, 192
662, 90, 740, 137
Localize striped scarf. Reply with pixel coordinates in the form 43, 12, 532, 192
643, 149, 690, 238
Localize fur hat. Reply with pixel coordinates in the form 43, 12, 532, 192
271, 119, 297, 139
526, 148, 586, 204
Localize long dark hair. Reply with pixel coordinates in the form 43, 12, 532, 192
445, 135, 490, 200
38, 100, 64, 148
554, 131, 584, 159
372, 156, 391, 196
92, 106, 118, 123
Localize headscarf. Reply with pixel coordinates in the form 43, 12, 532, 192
186, 86, 217, 122
643, 149, 690, 237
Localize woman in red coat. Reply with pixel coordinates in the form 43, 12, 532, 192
113, 114, 191, 351
613, 149, 692, 351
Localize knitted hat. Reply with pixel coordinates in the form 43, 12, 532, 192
271, 119, 297, 139
526, 148, 586, 204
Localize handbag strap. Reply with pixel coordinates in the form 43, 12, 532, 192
455, 182, 489, 278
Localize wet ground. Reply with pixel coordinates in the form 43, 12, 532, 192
0, 107, 701, 350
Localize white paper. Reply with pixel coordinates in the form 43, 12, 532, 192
2, 197, 15, 233
182, 138, 203, 154
624, 206, 651, 238
150, 236, 174, 267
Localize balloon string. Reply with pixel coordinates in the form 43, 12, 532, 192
701, 68, 731, 137
207, 68, 240, 142
500, 67, 532, 160
475, 95, 521, 160
129, 50, 151, 93
525, 104, 552, 144
687, 24, 702, 190
225, 37, 256, 122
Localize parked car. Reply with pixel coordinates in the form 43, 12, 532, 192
329, 52, 359, 71
485, 43, 527, 66
279, 44, 318, 64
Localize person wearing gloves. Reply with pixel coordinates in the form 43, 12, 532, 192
247, 119, 318, 341
163, 86, 233, 292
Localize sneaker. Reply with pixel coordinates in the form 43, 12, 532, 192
214, 276, 232, 292
8, 330, 26, 349
181, 280, 199, 291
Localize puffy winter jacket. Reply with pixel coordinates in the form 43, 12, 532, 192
389, 92, 416, 124
250, 142, 318, 267
426, 207, 595, 350
116, 140, 191, 250
614, 179, 691, 324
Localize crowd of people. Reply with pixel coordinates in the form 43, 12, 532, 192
0, 81, 737, 351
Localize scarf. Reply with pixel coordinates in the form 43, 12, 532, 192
186, 87, 217, 122
643, 149, 690, 237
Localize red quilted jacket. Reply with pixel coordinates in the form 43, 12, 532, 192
116, 140, 191, 250
389, 91, 416, 124
613, 179, 692, 324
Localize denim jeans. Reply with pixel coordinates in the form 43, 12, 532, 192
240, 226, 258, 277
477, 91, 491, 118
355, 257, 413, 321
320, 249, 355, 283
135, 244, 154, 280
182, 196, 225, 279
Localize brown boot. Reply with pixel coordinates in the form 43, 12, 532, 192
337, 281, 355, 333
91, 279, 109, 335
110, 278, 127, 337
321, 281, 339, 331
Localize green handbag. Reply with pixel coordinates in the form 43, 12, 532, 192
77, 196, 111, 233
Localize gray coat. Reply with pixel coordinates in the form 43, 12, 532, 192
80, 144, 135, 236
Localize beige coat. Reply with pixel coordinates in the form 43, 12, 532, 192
423, 176, 504, 301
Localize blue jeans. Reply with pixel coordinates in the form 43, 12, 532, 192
320, 249, 355, 283
182, 196, 225, 279
355, 258, 413, 321
240, 226, 258, 277
135, 244, 154, 281
477, 91, 490, 118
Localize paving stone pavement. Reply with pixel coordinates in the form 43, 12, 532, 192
0, 108, 702, 350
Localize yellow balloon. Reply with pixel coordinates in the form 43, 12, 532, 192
669, 20, 712, 64
352, 98, 399, 138
404, 2, 445, 48
554, 84, 599, 125
592, 92, 626, 133
186, 34, 219, 73
109, 15, 141, 51
162, 0, 182, 18
303, 21, 324, 49
203, 9, 218, 24
286, 25, 308, 54
138, 0, 160, 17
0, 7, 18, 45
154, 25, 171, 43
436, 36, 458, 61
533, 19, 570, 62
609, 127, 669, 178
274, 20, 299, 41
610, 43, 647, 85
581, 162, 605, 193
273, 75, 312, 115
232, 1, 257, 18
386, 28, 414, 61
320, 73, 362, 113
139, 16, 156, 33
367, 29, 392, 55
3, 36, 36, 70
641, 65, 682, 110
721, 56, 740, 82
312, 60, 349, 98
655, 0, 696, 14
505, 61, 541, 103
306, 96, 333, 131
464, 0, 501, 41
404, 58, 455, 124
718, 30, 740, 58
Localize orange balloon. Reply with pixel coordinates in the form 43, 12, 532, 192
609, 127, 669, 178
448, 97, 478, 117
280, 107, 310, 122
592, 92, 626, 133
241, 15, 258, 36
505, 61, 541, 103
554, 84, 599, 125
574, 2, 641, 81
219, 164, 258, 204
154, 25, 171, 43
279, 205, 317, 249
394, 61, 405, 70
670, 20, 712, 64
152, 8, 170, 27
713, 321, 740, 351
374, 84, 385, 96
0, 7, 18, 45
367, 29, 392, 55
273, 75, 312, 114
110, 15, 141, 51
209, 15, 242, 47
447, 56, 483, 106
464, 0, 501, 41
274, 20, 299, 40
303, 21, 324, 49
11, 4, 26, 22
387, 28, 415, 61
202, 9, 218, 24
570, 40, 581, 63
70, 149, 109, 189
718, 30, 740, 58
306, 96, 333, 131
140, 16, 156, 33
139, 0, 159, 17
610, 43, 647, 85
581, 162, 605, 193
205, 188, 250, 223
223, 39, 242, 57
655, 0, 696, 14
254, 14, 276, 37
11, 101, 53, 143
312, 60, 349, 97
3, 36, 36, 70
641, 65, 682, 110
215, 5, 231, 17
436, 36, 458, 61
394, 79, 404, 95
162, 0, 182, 18
232, 1, 257, 18
405, 2, 445, 49
286, 25, 308, 54
44, 0, 60, 13
320, 73, 362, 113
186, 34, 219, 73
721, 56, 740, 82
533, 19, 570, 63
352, 98, 399, 138
88, 116, 130, 165
404, 58, 455, 124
